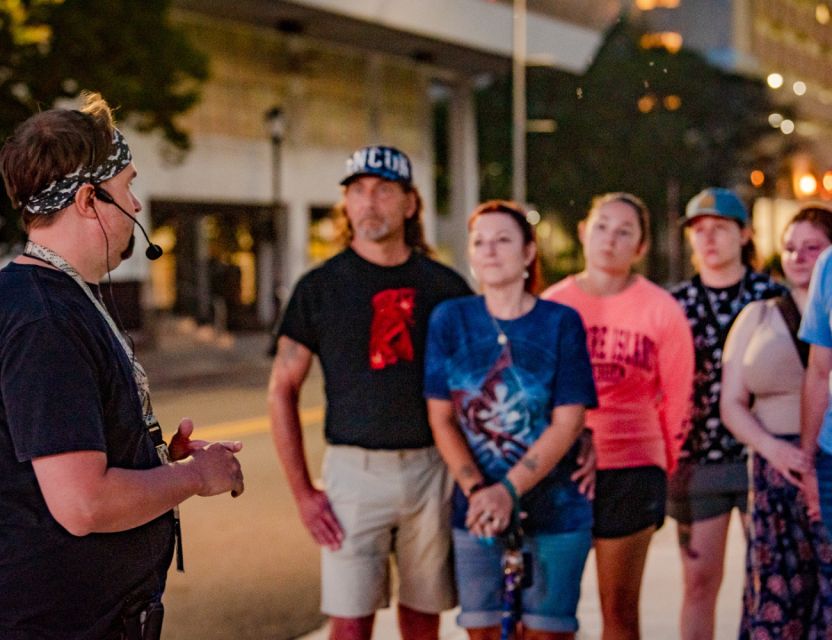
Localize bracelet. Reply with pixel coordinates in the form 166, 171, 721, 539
499, 476, 520, 507
464, 480, 487, 498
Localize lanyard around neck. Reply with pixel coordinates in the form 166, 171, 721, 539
24, 241, 159, 431
23, 241, 185, 570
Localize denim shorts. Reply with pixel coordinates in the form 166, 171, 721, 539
452, 527, 592, 633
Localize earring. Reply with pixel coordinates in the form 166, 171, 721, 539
523, 269, 529, 279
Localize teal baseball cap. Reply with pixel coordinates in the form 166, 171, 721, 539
683, 187, 749, 226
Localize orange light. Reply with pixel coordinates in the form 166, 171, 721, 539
798, 173, 818, 196
639, 32, 683, 53
638, 94, 657, 113
823, 171, 832, 191
750, 170, 765, 187
636, 0, 681, 8
664, 95, 682, 111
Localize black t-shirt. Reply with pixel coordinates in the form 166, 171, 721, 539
279, 248, 471, 449
0, 263, 174, 639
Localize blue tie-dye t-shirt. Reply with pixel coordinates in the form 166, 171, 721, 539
424, 296, 597, 534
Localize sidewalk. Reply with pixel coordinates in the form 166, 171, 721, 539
137, 316, 274, 390
300, 515, 746, 639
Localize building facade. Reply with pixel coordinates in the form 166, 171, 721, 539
107, 0, 603, 333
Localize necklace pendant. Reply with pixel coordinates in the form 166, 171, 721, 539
497, 332, 508, 345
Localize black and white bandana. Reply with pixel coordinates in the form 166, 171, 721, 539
23, 127, 132, 216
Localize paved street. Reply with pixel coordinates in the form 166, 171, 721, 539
142, 322, 745, 639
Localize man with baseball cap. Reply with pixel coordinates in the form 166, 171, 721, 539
269, 145, 470, 639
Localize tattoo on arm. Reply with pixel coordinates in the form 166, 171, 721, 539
521, 456, 539, 472
459, 465, 477, 479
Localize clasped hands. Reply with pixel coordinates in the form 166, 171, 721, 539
466, 482, 515, 538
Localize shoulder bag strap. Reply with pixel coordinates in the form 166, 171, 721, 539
774, 292, 810, 369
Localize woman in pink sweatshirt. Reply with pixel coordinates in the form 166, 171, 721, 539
542, 192, 694, 640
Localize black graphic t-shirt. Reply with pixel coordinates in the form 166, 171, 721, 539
670, 270, 785, 464
279, 248, 471, 449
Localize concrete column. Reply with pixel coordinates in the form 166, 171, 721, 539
282, 76, 307, 299
446, 78, 480, 273
418, 71, 438, 247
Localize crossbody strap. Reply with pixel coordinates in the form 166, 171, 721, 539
774, 292, 809, 369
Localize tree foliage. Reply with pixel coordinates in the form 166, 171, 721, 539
476, 17, 795, 281
0, 0, 208, 250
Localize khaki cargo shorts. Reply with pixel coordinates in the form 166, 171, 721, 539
320, 445, 456, 617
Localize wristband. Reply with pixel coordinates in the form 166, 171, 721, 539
464, 480, 487, 498
499, 476, 520, 507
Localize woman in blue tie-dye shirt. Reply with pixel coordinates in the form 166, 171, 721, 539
424, 200, 598, 640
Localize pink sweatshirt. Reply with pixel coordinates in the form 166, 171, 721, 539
542, 275, 694, 473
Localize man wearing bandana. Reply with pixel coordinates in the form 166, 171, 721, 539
0, 92, 245, 639
269, 145, 470, 640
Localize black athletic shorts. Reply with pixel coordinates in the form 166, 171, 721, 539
593, 466, 667, 539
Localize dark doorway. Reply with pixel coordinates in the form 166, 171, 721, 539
149, 200, 277, 330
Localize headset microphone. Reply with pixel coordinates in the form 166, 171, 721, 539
93, 187, 163, 261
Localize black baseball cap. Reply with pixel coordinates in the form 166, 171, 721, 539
340, 145, 413, 187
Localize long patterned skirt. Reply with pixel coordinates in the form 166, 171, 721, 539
740, 444, 832, 640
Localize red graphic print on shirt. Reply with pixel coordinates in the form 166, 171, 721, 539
369, 288, 416, 370
452, 345, 530, 463
586, 325, 656, 384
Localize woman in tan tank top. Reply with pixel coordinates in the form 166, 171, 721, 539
721, 205, 832, 638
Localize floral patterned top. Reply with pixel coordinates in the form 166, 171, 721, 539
670, 270, 785, 464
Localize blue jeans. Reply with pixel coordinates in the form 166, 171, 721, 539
452, 527, 592, 633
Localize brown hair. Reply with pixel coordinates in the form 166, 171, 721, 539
467, 199, 542, 294
783, 204, 832, 244
334, 182, 433, 256
585, 192, 651, 246
0, 91, 116, 230
741, 240, 758, 269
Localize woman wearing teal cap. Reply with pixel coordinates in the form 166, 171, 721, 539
668, 187, 785, 640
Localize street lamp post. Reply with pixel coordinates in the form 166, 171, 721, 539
265, 106, 286, 201
264, 106, 287, 333
512, 0, 527, 205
